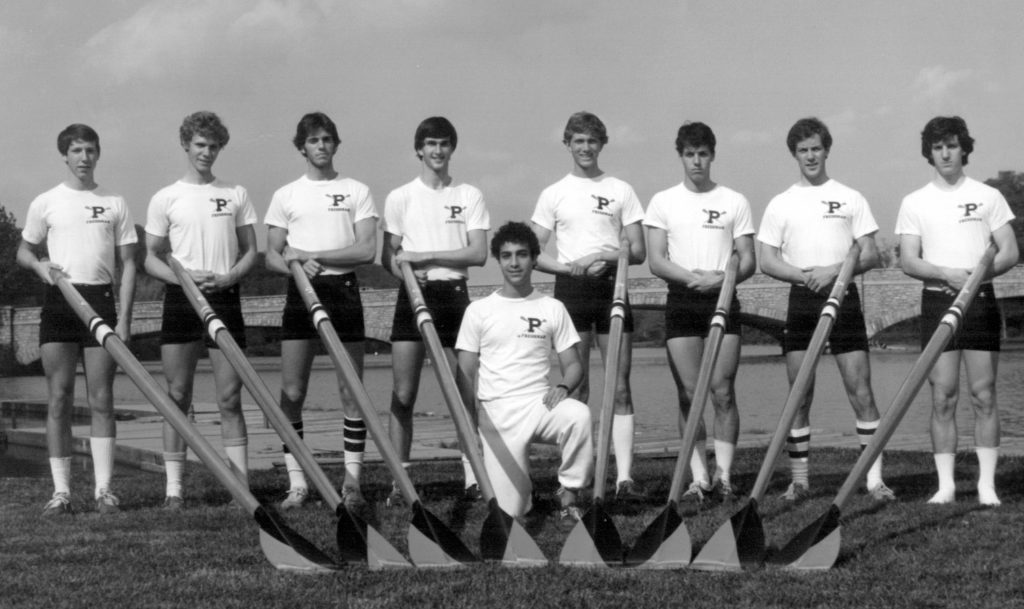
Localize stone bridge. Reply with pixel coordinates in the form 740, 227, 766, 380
4, 267, 1024, 365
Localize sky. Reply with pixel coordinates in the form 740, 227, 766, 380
2, 0, 1022, 284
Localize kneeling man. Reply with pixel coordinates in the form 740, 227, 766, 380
456, 222, 594, 520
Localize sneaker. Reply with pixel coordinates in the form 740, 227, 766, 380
341, 486, 367, 512
462, 483, 483, 501
95, 490, 121, 514
280, 487, 309, 511
868, 482, 896, 502
781, 482, 810, 502
615, 479, 647, 501
385, 485, 407, 509
712, 479, 738, 503
42, 492, 73, 517
163, 496, 185, 511
559, 504, 584, 523
680, 481, 712, 505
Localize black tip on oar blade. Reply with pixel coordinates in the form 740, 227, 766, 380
481, 498, 547, 567
772, 504, 841, 571
254, 506, 339, 573
625, 502, 691, 569
408, 501, 477, 567
559, 504, 624, 567
732, 498, 767, 569
335, 505, 411, 570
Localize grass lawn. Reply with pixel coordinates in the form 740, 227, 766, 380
2, 448, 1023, 609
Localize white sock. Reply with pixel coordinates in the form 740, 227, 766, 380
225, 445, 248, 486
787, 427, 811, 487
461, 454, 477, 488
929, 453, 956, 504
343, 417, 366, 486
690, 444, 710, 487
164, 452, 186, 498
857, 419, 884, 488
283, 453, 306, 491
612, 414, 635, 484
90, 437, 115, 498
50, 457, 72, 496
713, 440, 735, 484
976, 447, 1000, 506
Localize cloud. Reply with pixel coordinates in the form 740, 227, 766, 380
911, 65, 973, 104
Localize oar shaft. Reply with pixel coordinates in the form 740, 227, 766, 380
747, 243, 861, 502
830, 243, 997, 510
289, 261, 423, 504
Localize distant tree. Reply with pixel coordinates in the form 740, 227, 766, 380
0, 204, 42, 305
984, 170, 1024, 256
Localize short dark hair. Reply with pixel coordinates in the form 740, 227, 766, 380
292, 112, 340, 151
675, 121, 716, 155
920, 116, 975, 166
57, 124, 100, 155
491, 222, 540, 259
179, 111, 230, 147
786, 117, 832, 154
563, 111, 608, 145
414, 116, 457, 153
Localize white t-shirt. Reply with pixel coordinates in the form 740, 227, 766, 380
145, 180, 257, 275
21, 183, 137, 285
895, 177, 1015, 269
758, 179, 878, 268
456, 290, 580, 402
381, 177, 490, 281
644, 183, 755, 272
531, 174, 645, 264
264, 175, 378, 275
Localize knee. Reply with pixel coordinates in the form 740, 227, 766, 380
709, 383, 736, 410
280, 384, 307, 405
390, 391, 415, 414
969, 385, 996, 414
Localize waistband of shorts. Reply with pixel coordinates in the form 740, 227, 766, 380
923, 280, 993, 292
423, 278, 467, 287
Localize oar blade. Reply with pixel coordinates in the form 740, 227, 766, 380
625, 502, 691, 569
772, 504, 841, 571
335, 505, 411, 569
481, 498, 547, 567
407, 501, 477, 567
254, 507, 339, 573
693, 498, 765, 571
558, 504, 624, 567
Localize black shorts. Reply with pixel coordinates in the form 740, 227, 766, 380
554, 273, 635, 334
281, 273, 365, 342
39, 284, 116, 347
783, 283, 868, 355
160, 283, 246, 349
665, 285, 742, 339
390, 279, 469, 348
920, 285, 1001, 352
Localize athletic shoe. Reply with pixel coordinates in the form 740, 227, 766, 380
868, 482, 897, 502
162, 496, 185, 511
680, 481, 712, 505
781, 482, 810, 502
342, 486, 367, 512
42, 492, 73, 517
712, 479, 738, 503
385, 485, 407, 509
615, 479, 648, 502
95, 490, 121, 514
559, 504, 583, 523
462, 483, 483, 501
280, 487, 309, 511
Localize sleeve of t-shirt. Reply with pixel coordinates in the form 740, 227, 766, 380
987, 190, 1016, 231
145, 192, 170, 238
757, 198, 783, 247
551, 301, 581, 353
114, 197, 138, 246
455, 301, 482, 353
732, 194, 756, 238
465, 187, 490, 231
20, 196, 47, 245
850, 193, 880, 239
381, 190, 404, 237
264, 187, 289, 229
353, 184, 379, 224
235, 187, 258, 227
642, 195, 667, 230
893, 196, 921, 236
620, 183, 645, 226
531, 187, 557, 231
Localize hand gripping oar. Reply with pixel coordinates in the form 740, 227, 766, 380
288, 261, 475, 568
626, 252, 740, 569
775, 243, 998, 571
560, 243, 631, 567
693, 242, 862, 571
51, 274, 337, 573
399, 262, 547, 566
167, 258, 408, 568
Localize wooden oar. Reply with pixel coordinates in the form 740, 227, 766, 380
775, 243, 998, 571
626, 252, 740, 569
399, 262, 547, 566
52, 274, 338, 573
560, 243, 631, 567
288, 260, 477, 568
168, 258, 409, 568
693, 242, 862, 571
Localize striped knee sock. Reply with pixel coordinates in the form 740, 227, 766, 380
343, 417, 366, 485
787, 427, 810, 487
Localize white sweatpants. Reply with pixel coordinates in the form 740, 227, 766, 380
478, 392, 593, 517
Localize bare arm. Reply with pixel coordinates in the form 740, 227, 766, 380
990, 223, 1019, 278
143, 232, 180, 285
381, 231, 404, 280
456, 349, 480, 424
395, 228, 488, 269
264, 226, 292, 275
544, 344, 583, 409
297, 217, 378, 269
530, 222, 570, 276
207, 224, 258, 291
17, 239, 60, 284
758, 241, 806, 286
115, 243, 137, 341
646, 226, 699, 285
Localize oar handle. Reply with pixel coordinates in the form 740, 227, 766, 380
830, 242, 998, 510
51, 274, 261, 514
748, 242, 862, 502
666, 252, 740, 502
592, 242, 632, 502
167, 257, 345, 508
288, 261, 423, 504
398, 261, 500, 503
